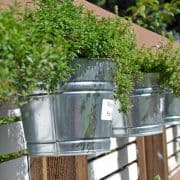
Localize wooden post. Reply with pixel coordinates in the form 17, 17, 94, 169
30, 156, 88, 180
30, 157, 47, 180
136, 137, 147, 180
137, 129, 169, 180
170, 171, 180, 180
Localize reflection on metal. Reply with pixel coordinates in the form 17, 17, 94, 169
112, 73, 164, 137
22, 59, 115, 156
22, 94, 57, 155
0, 156, 30, 180
165, 92, 180, 125
0, 122, 26, 155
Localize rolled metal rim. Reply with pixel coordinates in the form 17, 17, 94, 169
60, 82, 114, 91
112, 128, 129, 137
26, 138, 110, 156
165, 116, 180, 126
133, 73, 161, 94
127, 124, 163, 137
112, 123, 163, 137
164, 92, 180, 125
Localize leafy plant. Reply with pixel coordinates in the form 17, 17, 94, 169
6, 0, 138, 112
126, 0, 180, 38
89, 0, 180, 39
0, 9, 24, 102
137, 43, 180, 96
154, 174, 161, 180
0, 0, 179, 113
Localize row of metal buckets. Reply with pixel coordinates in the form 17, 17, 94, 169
2, 59, 180, 156
22, 90, 179, 156
20, 60, 179, 156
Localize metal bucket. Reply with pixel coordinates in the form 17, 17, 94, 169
112, 73, 164, 137
21, 94, 57, 156
165, 92, 180, 125
22, 59, 115, 155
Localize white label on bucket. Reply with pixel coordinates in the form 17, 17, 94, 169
101, 99, 114, 121
160, 98, 164, 113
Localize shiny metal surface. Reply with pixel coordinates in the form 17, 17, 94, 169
54, 91, 112, 139
112, 73, 164, 137
112, 93, 164, 137
22, 59, 114, 155
0, 156, 30, 180
26, 143, 57, 156
128, 124, 163, 136
53, 91, 112, 154
165, 92, 180, 125
57, 139, 110, 155
127, 94, 163, 126
22, 95, 56, 143
0, 122, 26, 155
133, 73, 160, 94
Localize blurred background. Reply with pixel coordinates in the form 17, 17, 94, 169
88, 0, 180, 42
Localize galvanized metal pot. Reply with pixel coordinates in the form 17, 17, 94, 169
22, 59, 115, 156
21, 94, 57, 155
112, 73, 164, 137
165, 92, 180, 125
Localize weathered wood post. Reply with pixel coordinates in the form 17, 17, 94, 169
30, 156, 88, 180
137, 129, 169, 180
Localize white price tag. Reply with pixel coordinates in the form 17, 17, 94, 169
101, 99, 114, 121
160, 98, 164, 113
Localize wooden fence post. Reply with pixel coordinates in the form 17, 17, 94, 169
30, 156, 88, 180
136, 137, 147, 180
137, 129, 169, 180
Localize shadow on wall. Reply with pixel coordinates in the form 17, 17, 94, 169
0, 156, 30, 180
112, 137, 137, 180
87, 137, 137, 180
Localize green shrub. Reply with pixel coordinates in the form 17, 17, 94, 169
0, 0, 179, 113
126, 0, 180, 38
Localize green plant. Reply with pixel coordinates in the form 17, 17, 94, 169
126, 0, 180, 38
154, 174, 161, 180
16, 0, 140, 112
0, 0, 179, 113
0, 9, 24, 102
0, 1, 75, 104
137, 43, 180, 96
